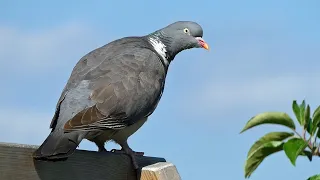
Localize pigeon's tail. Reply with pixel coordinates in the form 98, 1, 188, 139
33, 129, 83, 161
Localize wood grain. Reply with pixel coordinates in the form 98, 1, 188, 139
141, 162, 181, 180
0, 142, 167, 180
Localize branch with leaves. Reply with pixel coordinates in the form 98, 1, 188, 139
240, 100, 320, 179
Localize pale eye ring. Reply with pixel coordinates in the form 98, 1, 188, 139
183, 28, 190, 34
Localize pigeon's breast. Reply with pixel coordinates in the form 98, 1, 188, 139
115, 51, 166, 121
86, 47, 167, 123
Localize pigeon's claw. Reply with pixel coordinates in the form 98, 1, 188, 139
116, 141, 143, 169
98, 146, 107, 152
93, 141, 108, 152
111, 148, 144, 156
133, 151, 144, 156
127, 150, 139, 170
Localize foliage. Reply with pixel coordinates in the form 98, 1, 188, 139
241, 100, 320, 179
307, 174, 320, 180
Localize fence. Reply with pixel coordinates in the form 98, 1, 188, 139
0, 142, 181, 180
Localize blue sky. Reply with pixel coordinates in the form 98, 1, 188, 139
1, 0, 320, 179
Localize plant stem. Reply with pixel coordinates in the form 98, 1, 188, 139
314, 129, 318, 145
292, 128, 313, 150
292, 129, 303, 139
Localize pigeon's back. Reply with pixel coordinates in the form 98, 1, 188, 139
61, 37, 154, 96
54, 36, 166, 126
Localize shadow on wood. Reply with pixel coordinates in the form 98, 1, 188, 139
0, 142, 169, 180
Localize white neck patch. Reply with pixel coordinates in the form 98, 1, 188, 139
148, 36, 169, 66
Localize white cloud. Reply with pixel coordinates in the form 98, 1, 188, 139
0, 22, 97, 73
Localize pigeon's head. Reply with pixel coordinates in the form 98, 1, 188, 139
148, 21, 209, 61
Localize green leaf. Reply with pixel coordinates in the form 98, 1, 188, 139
313, 105, 320, 117
300, 100, 306, 121
307, 118, 313, 135
312, 106, 320, 135
245, 141, 283, 178
307, 174, 320, 180
304, 105, 310, 130
247, 132, 294, 158
240, 112, 296, 133
299, 150, 313, 162
293, 100, 302, 125
283, 138, 308, 166
317, 128, 320, 139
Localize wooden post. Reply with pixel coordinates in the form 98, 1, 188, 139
141, 162, 181, 180
0, 142, 180, 180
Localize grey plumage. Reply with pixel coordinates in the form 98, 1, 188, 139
33, 21, 209, 168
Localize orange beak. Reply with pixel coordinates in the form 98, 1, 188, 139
195, 37, 209, 50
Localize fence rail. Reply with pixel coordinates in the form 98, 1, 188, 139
0, 142, 181, 180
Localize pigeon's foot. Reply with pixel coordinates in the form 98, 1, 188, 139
92, 140, 108, 152
110, 148, 144, 156
98, 146, 107, 152
117, 141, 141, 170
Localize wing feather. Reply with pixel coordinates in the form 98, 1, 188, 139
62, 47, 165, 132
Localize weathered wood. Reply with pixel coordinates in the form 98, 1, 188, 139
141, 162, 181, 180
0, 142, 167, 180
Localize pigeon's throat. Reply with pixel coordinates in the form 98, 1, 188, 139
148, 36, 170, 66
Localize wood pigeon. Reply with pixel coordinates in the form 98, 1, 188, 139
33, 21, 209, 169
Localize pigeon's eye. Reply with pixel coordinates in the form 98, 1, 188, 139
183, 28, 190, 34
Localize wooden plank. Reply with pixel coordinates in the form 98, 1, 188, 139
0, 142, 166, 180
141, 162, 181, 180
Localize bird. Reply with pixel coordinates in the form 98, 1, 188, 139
33, 21, 209, 169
